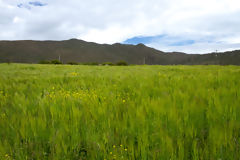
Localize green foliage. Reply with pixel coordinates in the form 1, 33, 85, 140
0, 64, 240, 159
102, 62, 114, 66
116, 60, 128, 66
67, 62, 79, 65
39, 60, 51, 64
39, 60, 63, 64
50, 60, 62, 64
6, 59, 11, 64
83, 62, 99, 65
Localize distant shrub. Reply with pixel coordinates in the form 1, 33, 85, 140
83, 62, 99, 65
67, 62, 79, 65
116, 61, 128, 66
90, 62, 99, 65
39, 60, 51, 64
51, 60, 62, 64
102, 62, 114, 66
7, 60, 11, 65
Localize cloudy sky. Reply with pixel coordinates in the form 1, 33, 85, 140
0, 0, 240, 53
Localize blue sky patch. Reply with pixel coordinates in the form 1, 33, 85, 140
17, 1, 47, 9
169, 40, 195, 46
17, 3, 31, 9
17, 3, 24, 8
123, 35, 166, 45
123, 35, 196, 46
29, 1, 47, 7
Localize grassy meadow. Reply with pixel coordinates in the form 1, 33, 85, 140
0, 63, 240, 160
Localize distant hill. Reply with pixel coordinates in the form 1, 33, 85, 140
0, 39, 240, 65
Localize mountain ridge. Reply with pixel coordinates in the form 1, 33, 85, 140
0, 39, 239, 65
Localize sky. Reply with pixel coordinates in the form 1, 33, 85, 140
0, 0, 240, 53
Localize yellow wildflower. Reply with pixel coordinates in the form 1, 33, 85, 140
70, 72, 78, 76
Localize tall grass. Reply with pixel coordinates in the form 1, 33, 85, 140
0, 64, 240, 159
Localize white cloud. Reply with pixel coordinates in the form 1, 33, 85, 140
13, 16, 24, 23
148, 41, 240, 54
0, 0, 240, 53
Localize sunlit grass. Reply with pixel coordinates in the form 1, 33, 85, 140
0, 64, 240, 159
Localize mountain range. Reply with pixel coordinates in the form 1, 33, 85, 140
0, 39, 240, 65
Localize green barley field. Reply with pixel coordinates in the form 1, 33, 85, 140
0, 64, 240, 160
